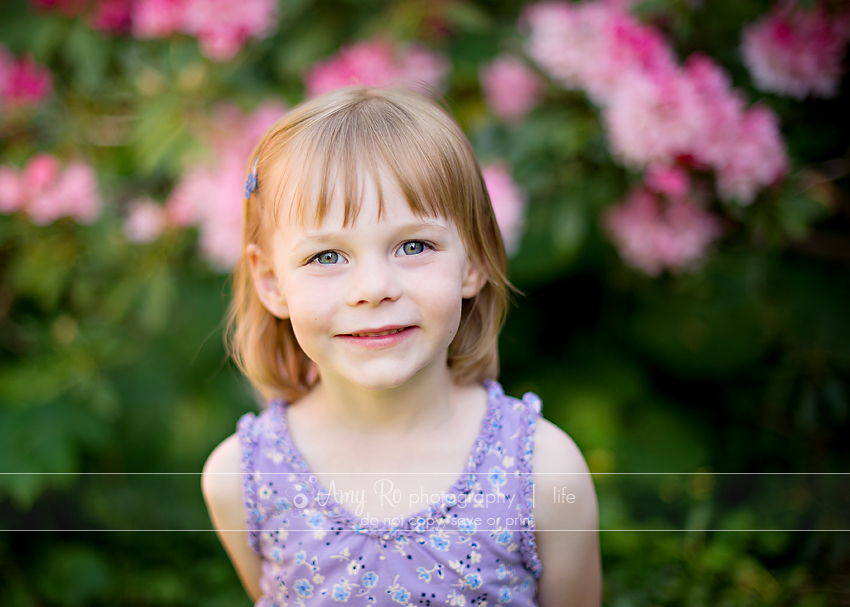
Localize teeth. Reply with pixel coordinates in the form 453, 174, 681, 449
351, 329, 403, 337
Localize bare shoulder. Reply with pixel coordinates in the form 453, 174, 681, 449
201, 433, 262, 602
532, 418, 597, 531
202, 433, 243, 500
533, 418, 591, 477
532, 418, 602, 607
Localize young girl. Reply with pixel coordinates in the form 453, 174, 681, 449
202, 86, 601, 607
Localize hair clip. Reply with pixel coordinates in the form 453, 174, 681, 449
245, 157, 258, 199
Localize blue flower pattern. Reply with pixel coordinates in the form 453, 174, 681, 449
361, 571, 378, 588
463, 573, 483, 590
294, 579, 313, 598
332, 584, 350, 601
391, 587, 410, 604
488, 466, 507, 487
430, 533, 450, 551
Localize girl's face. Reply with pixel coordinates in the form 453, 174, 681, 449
250, 168, 485, 392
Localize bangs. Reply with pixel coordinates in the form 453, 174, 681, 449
262, 92, 479, 231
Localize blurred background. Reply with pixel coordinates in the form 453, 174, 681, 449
1, 0, 849, 604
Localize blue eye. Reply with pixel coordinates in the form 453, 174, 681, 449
313, 251, 341, 265
400, 241, 428, 256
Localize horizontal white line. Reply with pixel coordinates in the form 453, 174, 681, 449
0, 472, 847, 475
1, 529, 847, 532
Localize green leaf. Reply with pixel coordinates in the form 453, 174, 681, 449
9, 234, 77, 311
778, 191, 830, 241
138, 266, 175, 332
65, 24, 110, 93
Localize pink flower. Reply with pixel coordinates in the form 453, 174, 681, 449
124, 198, 168, 243
89, 0, 133, 33
482, 163, 527, 256
742, 2, 850, 99
181, 0, 278, 62
166, 100, 286, 269
23, 153, 61, 191
523, 0, 675, 103
480, 55, 544, 122
714, 105, 788, 204
681, 54, 746, 168
605, 187, 721, 275
0, 50, 52, 108
29, 0, 87, 15
305, 39, 448, 97
4, 155, 102, 225
132, 0, 277, 61
523, 2, 790, 204
603, 70, 703, 167
645, 164, 690, 198
0, 167, 26, 213
397, 45, 450, 93
132, 0, 187, 38
27, 161, 102, 225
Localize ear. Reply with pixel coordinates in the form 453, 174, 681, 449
247, 244, 290, 319
461, 258, 487, 299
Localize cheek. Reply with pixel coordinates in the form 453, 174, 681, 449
415, 274, 465, 334
285, 277, 337, 331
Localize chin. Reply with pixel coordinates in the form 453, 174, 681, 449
339, 365, 425, 392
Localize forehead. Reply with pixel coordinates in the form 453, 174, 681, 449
268, 151, 450, 234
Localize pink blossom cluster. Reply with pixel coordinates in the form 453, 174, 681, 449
30, 0, 277, 60
604, 185, 721, 275
0, 154, 101, 225
480, 55, 544, 123
30, 0, 88, 15
482, 163, 527, 256
305, 39, 449, 97
163, 101, 285, 269
523, 0, 788, 205
0, 45, 52, 110
132, 0, 278, 61
32, 0, 133, 33
123, 198, 168, 243
742, 1, 850, 100
89, 0, 132, 33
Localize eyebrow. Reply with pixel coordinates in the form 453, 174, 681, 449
297, 221, 451, 244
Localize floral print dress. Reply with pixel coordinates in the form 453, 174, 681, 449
238, 380, 542, 606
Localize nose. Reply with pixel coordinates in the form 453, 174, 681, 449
346, 255, 402, 307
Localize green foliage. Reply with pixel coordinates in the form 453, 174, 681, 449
1, 0, 849, 604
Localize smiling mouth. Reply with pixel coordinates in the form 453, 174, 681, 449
344, 326, 413, 337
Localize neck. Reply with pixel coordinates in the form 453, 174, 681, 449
308, 363, 457, 435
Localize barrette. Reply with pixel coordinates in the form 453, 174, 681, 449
245, 157, 258, 199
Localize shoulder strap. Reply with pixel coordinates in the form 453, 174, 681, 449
237, 411, 263, 554
516, 392, 543, 578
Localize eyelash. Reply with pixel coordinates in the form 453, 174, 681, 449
308, 241, 434, 265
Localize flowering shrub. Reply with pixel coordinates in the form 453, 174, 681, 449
123, 198, 168, 243
1, 0, 848, 605
33, 0, 278, 60
525, 1, 788, 208
305, 39, 449, 97
742, 1, 850, 99
165, 101, 285, 268
0, 154, 100, 224
605, 187, 721, 275
0, 45, 51, 109
480, 55, 543, 122
482, 163, 528, 256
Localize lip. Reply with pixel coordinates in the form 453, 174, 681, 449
336, 325, 416, 348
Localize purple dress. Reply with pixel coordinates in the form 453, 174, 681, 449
238, 380, 542, 606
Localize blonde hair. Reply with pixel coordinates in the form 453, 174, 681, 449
226, 86, 512, 402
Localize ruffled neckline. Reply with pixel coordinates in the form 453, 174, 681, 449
267, 379, 504, 540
